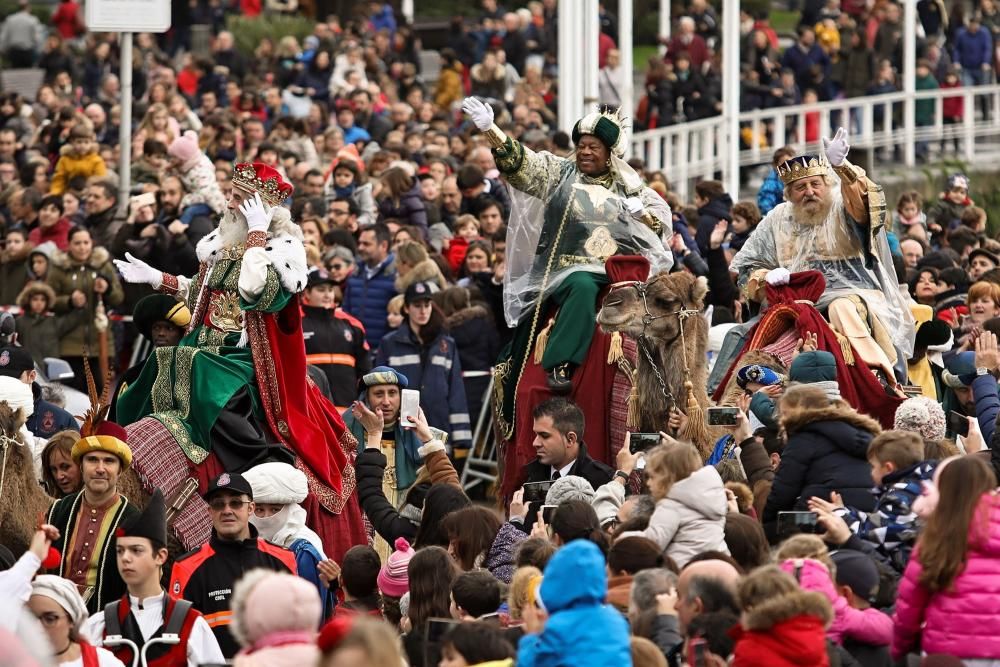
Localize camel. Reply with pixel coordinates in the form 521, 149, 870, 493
597, 271, 717, 458
0, 403, 147, 558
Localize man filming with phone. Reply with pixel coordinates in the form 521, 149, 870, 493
510, 398, 614, 530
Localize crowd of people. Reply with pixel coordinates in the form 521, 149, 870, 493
1, 1, 1000, 667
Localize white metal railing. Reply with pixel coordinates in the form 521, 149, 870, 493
632, 84, 1000, 200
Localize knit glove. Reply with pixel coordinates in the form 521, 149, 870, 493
114, 253, 162, 288
239, 192, 274, 233
461, 97, 494, 132
822, 127, 850, 167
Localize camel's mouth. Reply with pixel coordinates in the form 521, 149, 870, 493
596, 309, 636, 332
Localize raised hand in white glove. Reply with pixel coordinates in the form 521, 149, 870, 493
822, 127, 850, 167
625, 197, 644, 220
114, 252, 162, 288
461, 97, 495, 132
765, 267, 791, 286
239, 191, 274, 233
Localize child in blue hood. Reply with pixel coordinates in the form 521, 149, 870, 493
517, 540, 632, 667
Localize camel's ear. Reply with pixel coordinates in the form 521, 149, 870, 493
689, 276, 709, 307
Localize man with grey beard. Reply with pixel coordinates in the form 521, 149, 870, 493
112, 162, 367, 563
730, 128, 914, 386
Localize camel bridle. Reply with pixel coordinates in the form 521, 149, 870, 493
606, 280, 701, 411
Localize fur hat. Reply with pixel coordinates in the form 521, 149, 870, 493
230, 570, 322, 649
16, 281, 55, 311
545, 474, 595, 506
168, 130, 201, 167
377, 537, 415, 597
893, 397, 947, 441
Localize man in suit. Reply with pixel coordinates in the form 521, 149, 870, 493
512, 398, 615, 532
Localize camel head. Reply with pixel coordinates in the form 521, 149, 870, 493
0, 402, 27, 442
598, 271, 709, 342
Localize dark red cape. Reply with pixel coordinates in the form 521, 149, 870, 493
712, 270, 902, 427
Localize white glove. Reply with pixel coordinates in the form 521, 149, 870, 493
625, 197, 644, 220
822, 127, 850, 167
765, 267, 791, 286
461, 97, 495, 132
114, 252, 162, 288
239, 191, 274, 233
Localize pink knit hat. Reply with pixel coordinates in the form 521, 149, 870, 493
167, 130, 200, 166
377, 537, 415, 597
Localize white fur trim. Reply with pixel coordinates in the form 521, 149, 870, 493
195, 230, 309, 294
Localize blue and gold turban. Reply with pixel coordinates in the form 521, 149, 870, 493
736, 364, 784, 390
362, 366, 409, 389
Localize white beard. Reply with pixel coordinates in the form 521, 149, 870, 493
792, 192, 834, 227
218, 208, 249, 248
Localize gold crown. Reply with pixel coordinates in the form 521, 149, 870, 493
231, 163, 290, 207
777, 154, 831, 185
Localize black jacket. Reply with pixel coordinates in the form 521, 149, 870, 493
518, 442, 614, 490
355, 448, 420, 544
301, 305, 370, 408
695, 194, 734, 256
763, 403, 879, 529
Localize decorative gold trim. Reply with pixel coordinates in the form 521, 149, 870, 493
153, 413, 209, 464
246, 231, 267, 248
232, 164, 289, 207
483, 124, 509, 149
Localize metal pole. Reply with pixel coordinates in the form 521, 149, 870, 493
722, 0, 740, 196
659, 0, 671, 55
118, 32, 133, 214
584, 0, 600, 111
903, 0, 916, 167
558, 0, 581, 132
619, 0, 634, 158
401, 0, 413, 23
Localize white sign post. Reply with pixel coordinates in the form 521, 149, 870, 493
85, 0, 171, 213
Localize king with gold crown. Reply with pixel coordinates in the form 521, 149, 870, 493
731, 128, 915, 386
112, 162, 366, 562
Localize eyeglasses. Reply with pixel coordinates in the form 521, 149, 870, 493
36, 612, 67, 627
208, 498, 251, 512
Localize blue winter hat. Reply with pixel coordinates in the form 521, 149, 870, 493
789, 350, 838, 383
362, 366, 409, 388
943, 351, 977, 388
736, 364, 783, 390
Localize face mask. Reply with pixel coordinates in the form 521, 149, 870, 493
249, 504, 292, 542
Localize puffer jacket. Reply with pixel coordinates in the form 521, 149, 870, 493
624, 465, 729, 568
763, 402, 879, 528
843, 461, 937, 573
47, 247, 124, 357
780, 557, 892, 647
49, 147, 107, 195
730, 587, 833, 667
892, 492, 1000, 661
517, 540, 631, 667
342, 253, 397, 348
377, 183, 428, 237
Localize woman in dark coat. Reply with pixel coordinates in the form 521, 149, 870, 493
436, 285, 501, 425
762, 384, 879, 540
377, 166, 428, 237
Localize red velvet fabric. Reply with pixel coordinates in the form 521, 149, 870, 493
712, 270, 902, 427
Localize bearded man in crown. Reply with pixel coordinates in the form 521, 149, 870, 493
113, 163, 366, 562
730, 128, 915, 386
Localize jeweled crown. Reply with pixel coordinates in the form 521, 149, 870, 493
777, 154, 831, 185
231, 162, 293, 206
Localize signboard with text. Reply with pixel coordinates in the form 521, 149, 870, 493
85, 0, 171, 33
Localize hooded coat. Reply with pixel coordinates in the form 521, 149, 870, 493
623, 465, 730, 568
517, 540, 632, 667
377, 183, 428, 237
46, 246, 124, 357
763, 402, 879, 526
730, 588, 834, 667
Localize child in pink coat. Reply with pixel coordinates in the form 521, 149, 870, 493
779, 554, 892, 646
893, 455, 1000, 663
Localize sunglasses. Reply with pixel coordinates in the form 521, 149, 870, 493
208, 498, 251, 512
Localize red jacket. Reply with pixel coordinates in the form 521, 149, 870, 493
50, 1, 83, 39
941, 80, 964, 119
730, 589, 833, 667
445, 236, 470, 275
28, 217, 72, 250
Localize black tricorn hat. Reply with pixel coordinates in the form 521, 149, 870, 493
117, 488, 167, 548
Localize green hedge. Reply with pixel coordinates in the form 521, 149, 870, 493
226, 14, 316, 56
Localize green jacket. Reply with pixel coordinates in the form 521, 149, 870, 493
46, 247, 124, 357
915, 73, 939, 126
47, 490, 140, 614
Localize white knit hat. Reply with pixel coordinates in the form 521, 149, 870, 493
31, 575, 88, 629
0, 376, 33, 418
243, 462, 309, 505
545, 475, 595, 506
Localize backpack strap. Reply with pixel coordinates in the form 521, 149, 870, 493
163, 598, 193, 635
103, 599, 122, 637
